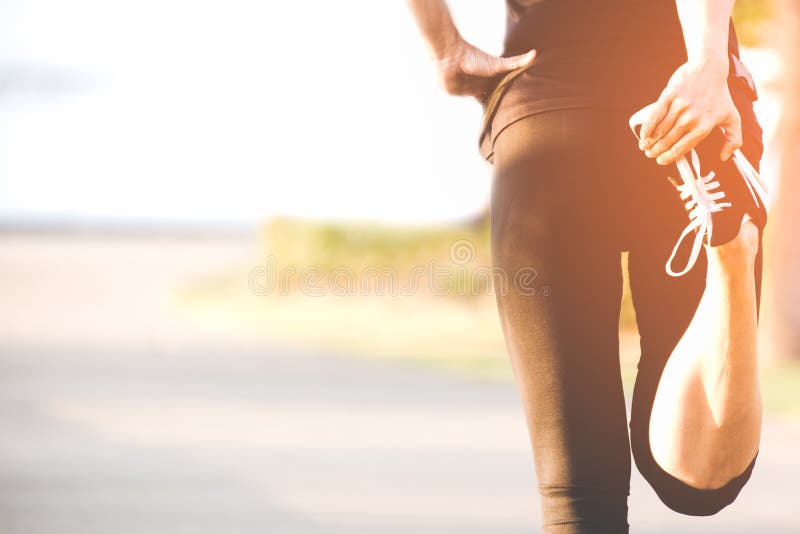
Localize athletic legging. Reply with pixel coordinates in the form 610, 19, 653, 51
489, 106, 764, 533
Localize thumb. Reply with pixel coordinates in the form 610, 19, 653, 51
496, 49, 537, 73
719, 112, 743, 161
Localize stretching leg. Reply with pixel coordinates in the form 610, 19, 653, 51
648, 218, 762, 490
627, 130, 765, 513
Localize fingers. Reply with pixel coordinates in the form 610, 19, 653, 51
463, 49, 536, 99
638, 90, 674, 148
644, 118, 688, 161
645, 106, 706, 163
719, 112, 743, 161
643, 106, 742, 166
642, 103, 685, 155
652, 120, 712, 166
495, 49, 537, 75
636, 60, 746, 166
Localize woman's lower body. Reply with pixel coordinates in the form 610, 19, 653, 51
489, 107, 764, 532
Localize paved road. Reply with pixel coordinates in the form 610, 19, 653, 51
0, 233, 797, 533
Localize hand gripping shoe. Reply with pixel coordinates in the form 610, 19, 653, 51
629, 104, 769, 277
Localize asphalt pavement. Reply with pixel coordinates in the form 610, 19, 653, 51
0, 233, 797, 533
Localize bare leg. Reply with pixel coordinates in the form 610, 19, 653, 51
649, 217, 762, 489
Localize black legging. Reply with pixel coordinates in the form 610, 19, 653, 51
489, 106, 764, 532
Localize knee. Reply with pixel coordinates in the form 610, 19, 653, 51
635, 450, 759, 516
652, 484, 739, 517
650, 444, 760, 493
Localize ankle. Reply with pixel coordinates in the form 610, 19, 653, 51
708, 218, 759, 269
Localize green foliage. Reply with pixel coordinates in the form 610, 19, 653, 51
261, 216, 493, 297
260, 216, 639, 325
262, 216, 490, 269
761, 363, 800, 415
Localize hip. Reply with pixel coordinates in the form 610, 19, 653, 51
479, 48, 762, 163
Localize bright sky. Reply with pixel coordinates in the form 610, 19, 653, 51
0, 1, 781, 229
0, 1, 507, 227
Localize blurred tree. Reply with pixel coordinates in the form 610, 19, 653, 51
764, 0, 800, 362
732, 0, 774, 46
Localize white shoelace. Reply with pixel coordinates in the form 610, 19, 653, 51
666, 149, 731, 277
629, 106, 769, 277
665, 148, 769, 277
731, 147, 769, 212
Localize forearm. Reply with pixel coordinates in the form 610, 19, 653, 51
406, 0, 462, 59
675, 0, 735, 73
406, 1, 536, 98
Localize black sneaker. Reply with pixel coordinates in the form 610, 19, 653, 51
629, 105, 769, 277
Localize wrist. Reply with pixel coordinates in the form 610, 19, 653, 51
429, 24, 463, 61
686, 51, 729, 79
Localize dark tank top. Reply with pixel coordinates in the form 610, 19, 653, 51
479, 0, 743, 161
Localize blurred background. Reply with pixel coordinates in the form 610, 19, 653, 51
0, 1, 797, 532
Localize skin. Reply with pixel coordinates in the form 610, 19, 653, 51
407, 0, 762, 491
405, 0, 537, 101
639, 0, 742, 165
650, 218, 762, 489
